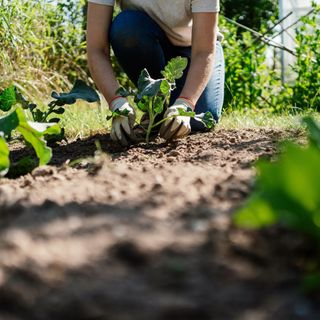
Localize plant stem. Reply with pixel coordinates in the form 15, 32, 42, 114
146, 98, 155, 144
151, 115, 176, 128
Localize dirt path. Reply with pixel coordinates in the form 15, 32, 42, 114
0, 128, 318, 320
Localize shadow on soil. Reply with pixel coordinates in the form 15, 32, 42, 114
0, 195, 319, 320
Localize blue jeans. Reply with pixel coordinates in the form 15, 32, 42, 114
110, 10, 225, 131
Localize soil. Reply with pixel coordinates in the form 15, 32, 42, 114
0, 128, 319, 320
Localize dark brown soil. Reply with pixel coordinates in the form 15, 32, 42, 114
0, 128, 319, 320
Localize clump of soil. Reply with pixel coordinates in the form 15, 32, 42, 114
0, 128, 318, 320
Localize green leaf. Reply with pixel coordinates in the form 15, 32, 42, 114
160, 80, 171, 95
234, 132, 320, 243
52, 107, 65, 115
137, 97, 149, 112
33, 109, 45, 122
0, 134, 10, 177
137, 69, 163, 99
49, 118, 61, 123
194, 112, 215, 129
0, 107, 20, 137
302, 272, 320, 294
51, 80, 100, 106
303, 116, 320, 150
0, 85, 16, 112
234, 195, 278, 228
154, 97, 165, 114
8, 156, 38, 179
177, 107, 195, 117
116, 87, 134, 98
0, 107, 61, 167
107, 108, 130, 121
14, 88, 30, 109
161, 56, 188, 82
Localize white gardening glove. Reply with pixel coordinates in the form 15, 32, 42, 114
159, 97, 193, 141
110, 96, 136, 146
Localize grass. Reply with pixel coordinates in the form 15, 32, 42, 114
59, 101, 319, 141
59, 101, 111, 140
218, 110, 320, 130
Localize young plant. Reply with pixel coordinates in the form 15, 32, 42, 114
16, 80, 100, 142
0, 87, 60, 177
115, 57, 215, 143
0, 80, 100, 176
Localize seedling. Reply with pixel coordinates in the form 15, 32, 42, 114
15, 80, 100, 142
114, 57, 215, 143
0, 80, 100, 176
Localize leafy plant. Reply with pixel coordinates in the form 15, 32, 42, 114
16, 80, 100, 142
115, 57, 215, 143
233, 117, 320, 243
290, 2, 320, 111
0, 107, 60, 177
0, 80, 100, 176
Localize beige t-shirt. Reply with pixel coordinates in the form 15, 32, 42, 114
88, 0, 221, 46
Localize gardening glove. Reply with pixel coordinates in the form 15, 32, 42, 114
159, 97, 193, 141
110, 96, 136, 146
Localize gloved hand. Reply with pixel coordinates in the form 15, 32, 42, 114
110, 96, 136, 146
159, 97, 193, 141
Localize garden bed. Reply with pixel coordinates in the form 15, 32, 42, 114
0, 128, 319, 320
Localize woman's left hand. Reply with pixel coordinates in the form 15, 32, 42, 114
159, 98, 193, 141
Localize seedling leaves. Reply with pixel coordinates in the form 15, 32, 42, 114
0, 133, 10, 176
161, 56, 188, 82
194, 112, 215, 129
154, 97, 165, 114
0, 107, 61, 171
107, 108, 130, 121
0, 85, 16, 112
177, 107, 195, 118
51, 80, 100, 106
160, 80, 171, 95
137, 69, 163, 99
303, 117, 320, 150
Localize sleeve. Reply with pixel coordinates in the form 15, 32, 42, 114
88, 0, 115, 6
191, 0, 220, 13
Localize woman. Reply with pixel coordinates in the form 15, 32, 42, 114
87, 0, 225, 146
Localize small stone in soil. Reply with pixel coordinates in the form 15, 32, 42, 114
168, 150, 180, 157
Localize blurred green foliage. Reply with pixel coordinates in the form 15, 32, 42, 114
0, 1, 319, 114
221, 17, 281, 112
291, 3, 320, 111
234, 116, 320, 243
222, 1, 320, 113
221, 0, 278, 31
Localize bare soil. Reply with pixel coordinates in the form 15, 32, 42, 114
0, 128, 319, 320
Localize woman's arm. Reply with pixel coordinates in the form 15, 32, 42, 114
179, 12, 218, 108
87, 3, 119, 104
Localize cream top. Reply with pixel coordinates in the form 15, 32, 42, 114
88, 0, 221, 46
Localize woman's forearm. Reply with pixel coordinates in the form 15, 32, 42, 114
87, 48, 119, 105
180, 47, 216, 108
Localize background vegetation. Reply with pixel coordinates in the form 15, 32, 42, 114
1, 0, 319, 129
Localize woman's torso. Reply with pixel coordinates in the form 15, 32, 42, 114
117, 0, 221, 46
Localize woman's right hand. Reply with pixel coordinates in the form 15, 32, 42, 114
110, 97, 136, 146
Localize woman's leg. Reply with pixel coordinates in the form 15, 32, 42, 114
109, 10, 173, 85
170, 42, 225, 131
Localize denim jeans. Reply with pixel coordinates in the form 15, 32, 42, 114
110, 10, 225, 131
